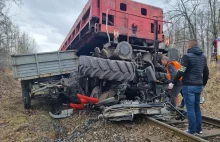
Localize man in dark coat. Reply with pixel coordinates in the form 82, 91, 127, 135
168, 40, 209, 135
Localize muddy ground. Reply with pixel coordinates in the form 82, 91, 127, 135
0, 63, 219, 142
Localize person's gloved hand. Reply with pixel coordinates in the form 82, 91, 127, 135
168, 83, 174, 89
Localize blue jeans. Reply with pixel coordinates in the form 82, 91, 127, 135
182, 86, 203, 134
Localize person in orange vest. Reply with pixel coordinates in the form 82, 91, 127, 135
161, 56, 183, 110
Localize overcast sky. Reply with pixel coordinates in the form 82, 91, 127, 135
10, 0, 167, 52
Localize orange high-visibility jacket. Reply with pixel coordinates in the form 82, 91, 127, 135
166, 61, 183, 81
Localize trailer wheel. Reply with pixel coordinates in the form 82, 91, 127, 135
78, 56, 136, 82
21, 81, 31, 109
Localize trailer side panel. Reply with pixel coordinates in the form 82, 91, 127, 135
11, 50, 78, 80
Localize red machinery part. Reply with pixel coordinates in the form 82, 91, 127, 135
69, 94, 99, 110
77, 94, 99, 104
69, 103, 85, 110
216, 37, 220, 60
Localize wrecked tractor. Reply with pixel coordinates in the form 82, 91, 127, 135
57, 39, 180, 121
75, 41, 169, 121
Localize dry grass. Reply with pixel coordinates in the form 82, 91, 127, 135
201, 62, 220, 118
0, 70, 49, 141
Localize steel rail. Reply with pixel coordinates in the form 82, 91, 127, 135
202, 115, 220, 128
146, 117, 208, 142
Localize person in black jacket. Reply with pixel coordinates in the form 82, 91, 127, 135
168, 40, 209, 135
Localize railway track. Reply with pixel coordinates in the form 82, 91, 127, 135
146, 115, 220, 142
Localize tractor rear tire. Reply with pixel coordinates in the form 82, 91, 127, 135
21, 81, 31, 109
78, 56, 136, 82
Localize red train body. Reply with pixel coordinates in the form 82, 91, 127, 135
60, 0, 164, 55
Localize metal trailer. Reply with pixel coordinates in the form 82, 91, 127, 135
11, 50, 78, 109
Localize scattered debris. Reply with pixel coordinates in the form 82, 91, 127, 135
49, 109, 73, 119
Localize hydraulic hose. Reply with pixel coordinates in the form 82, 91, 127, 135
106, 9, 111, 43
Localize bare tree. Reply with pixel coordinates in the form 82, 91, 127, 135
0, 0, 37, 68
164, 0, 220, 60
208, 0, 219, 39
165, 0, 201, 39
